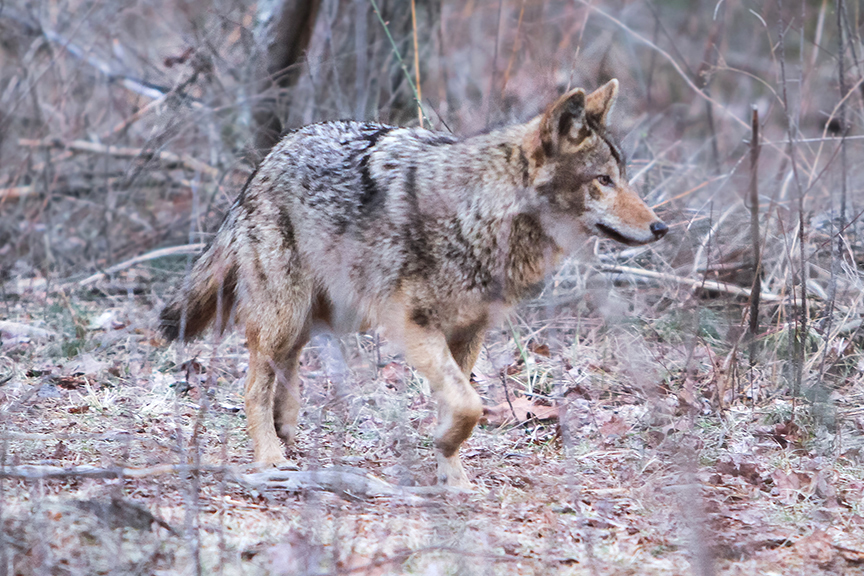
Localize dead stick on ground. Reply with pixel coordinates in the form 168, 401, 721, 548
5, 244, 207, 293
0, 464, 228, 480
0, 463, 452, 499
78, 243, 207, 286
0, 321, 57, 339
600, 264, 786, 303
18, 139, 219, 178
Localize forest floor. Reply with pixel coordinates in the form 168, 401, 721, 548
2, 266, 864, 576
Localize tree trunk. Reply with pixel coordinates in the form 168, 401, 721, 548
252, 0, 440, 161
252, 0, 322, 159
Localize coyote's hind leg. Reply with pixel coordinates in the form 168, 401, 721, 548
272, 335, 310, 448
244, 327, 290, 465
245, 316, 310, 465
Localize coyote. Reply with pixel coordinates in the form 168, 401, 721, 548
160, 79, 667, 488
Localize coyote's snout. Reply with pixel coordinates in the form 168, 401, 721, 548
160, 79, 666, 488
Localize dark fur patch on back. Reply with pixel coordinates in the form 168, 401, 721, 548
356, 127, 395, 221
399, 164, 436, 279
363, 125, 394, 147
358, 153, 382, 213
405, 163, 418, 200
420, 133, 458, 146
277, 206, 295, 249
236, 167, 259, 207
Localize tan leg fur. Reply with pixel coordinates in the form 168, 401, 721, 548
396, 314, 484, 488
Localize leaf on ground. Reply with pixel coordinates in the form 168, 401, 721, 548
771, 470, 814, 504
791, 529, 836, 565
52, 441, 69, 459
64, 353, 107, 377
55, 375, 87, 389
716, 459, 763, 486
483, 396, 558, 426
380, 361, 409, 389
76, 497, 177, 534
756, 419, 803, 448
89, 310, 126, 330
526, 340, 551, 357
599, 414, 630, 439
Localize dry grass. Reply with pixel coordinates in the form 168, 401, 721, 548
2, 0, 864, 574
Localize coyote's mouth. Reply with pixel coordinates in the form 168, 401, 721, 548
595, 223, 645, 246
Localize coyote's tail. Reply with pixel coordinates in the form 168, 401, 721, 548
159, 229, 238, 342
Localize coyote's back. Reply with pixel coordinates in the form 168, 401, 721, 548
160, 79, 667, 487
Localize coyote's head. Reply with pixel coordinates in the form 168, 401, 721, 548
526, 79, 667, 248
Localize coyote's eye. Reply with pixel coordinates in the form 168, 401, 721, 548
595, 175, 614, 187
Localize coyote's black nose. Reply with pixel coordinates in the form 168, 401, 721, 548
650, 221, 668, 239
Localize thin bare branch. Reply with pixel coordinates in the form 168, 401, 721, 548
18, 139, 220, 178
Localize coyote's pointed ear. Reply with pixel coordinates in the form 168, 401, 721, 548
585, 78, 619, 127
539, 88, 587, 156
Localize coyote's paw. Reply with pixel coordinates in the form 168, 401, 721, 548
436, 453, 474, 490
253, 444, 292, 468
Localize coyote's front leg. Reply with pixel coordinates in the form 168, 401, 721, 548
401, 320, 484, 488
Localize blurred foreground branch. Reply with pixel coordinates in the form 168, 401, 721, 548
0, 463, 450, 500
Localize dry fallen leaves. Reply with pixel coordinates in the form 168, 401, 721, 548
483, 396, 559, 426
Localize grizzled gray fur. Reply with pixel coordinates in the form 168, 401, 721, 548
160, 79, 667, 488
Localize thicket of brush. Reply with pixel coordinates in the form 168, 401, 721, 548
1, 1, 863, 575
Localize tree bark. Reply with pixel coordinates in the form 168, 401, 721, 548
252, 0, 322, 159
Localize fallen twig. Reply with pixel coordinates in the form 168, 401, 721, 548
0, 463, 452, 500
241, 467, 448, 498
321, 545, 525, 575
599, 264, 786, 303
78, 243, 207, 286
0, 321, 58, 339
5, 244, 208, 294
0, 464, 227, 480
18, 139, 219, 178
